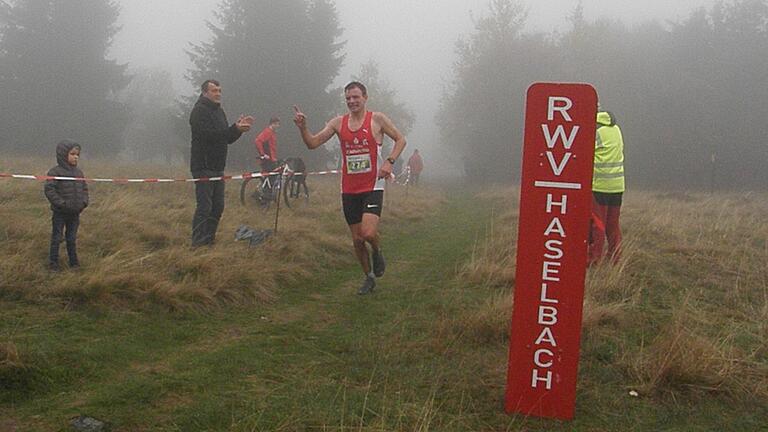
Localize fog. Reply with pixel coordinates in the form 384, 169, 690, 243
6, 0, 760, 189
112, 0, 718, 172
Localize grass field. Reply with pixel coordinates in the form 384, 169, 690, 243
458, 188, 768, 429
1, 158, 767, 431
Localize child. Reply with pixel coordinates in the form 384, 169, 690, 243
44, 140, 89, 271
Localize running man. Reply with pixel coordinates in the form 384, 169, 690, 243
293, 81, 407, 295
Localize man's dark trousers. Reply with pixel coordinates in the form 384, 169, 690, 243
192, 170, 225, 246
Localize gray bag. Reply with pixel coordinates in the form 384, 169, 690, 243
235, 224, 272, 247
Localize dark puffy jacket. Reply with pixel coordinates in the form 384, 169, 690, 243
189, 95, 243, 174
44, 140, 89, 214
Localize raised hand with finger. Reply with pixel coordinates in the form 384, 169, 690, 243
293, 105, 307, 129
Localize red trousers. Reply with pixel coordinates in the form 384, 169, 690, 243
589, 194, 622, 265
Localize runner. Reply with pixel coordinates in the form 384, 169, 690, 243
293, 81, 407, 295
407, 149, 424, 185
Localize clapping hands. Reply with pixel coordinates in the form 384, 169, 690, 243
236, 115, 255, 132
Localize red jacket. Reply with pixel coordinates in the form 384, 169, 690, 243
407, 152, 423, 174
254, 127, 277, 162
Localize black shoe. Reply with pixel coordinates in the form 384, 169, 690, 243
357, 276, 376, 295
372, 250, 386, 277
48, 262, 61, 272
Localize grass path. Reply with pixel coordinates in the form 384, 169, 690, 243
4, 191, 766, 431
2, 192, 504, 431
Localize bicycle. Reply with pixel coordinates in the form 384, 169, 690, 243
240, 157, 309, 210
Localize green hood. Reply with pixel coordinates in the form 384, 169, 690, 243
596, 111, 615, 127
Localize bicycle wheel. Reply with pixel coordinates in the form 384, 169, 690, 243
240, 177, 271, 210
283, 175, 310, 208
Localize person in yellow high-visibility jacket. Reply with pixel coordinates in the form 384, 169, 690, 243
589, 109, 625, 265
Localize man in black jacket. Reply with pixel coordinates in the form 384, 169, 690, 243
190, 79, 253, 247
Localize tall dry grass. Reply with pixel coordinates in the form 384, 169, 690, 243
453, 188, 768, 400
0, 341, 22, 369
0, 157, 440, 311
626, 295, 766, 397
456, 187, 519, 289
619, 192, 768, 399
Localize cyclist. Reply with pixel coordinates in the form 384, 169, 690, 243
254, 116, 280, 197
293, 81, 407, 295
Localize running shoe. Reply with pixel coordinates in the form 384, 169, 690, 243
357, 275, 376, 295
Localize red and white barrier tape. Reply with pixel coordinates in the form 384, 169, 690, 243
0, 170, 340, 183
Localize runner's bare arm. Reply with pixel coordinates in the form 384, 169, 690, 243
376, 112, 406, 160
375, 112, 407, 178
293, 105, 339, 149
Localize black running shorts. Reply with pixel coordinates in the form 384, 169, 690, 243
342, 190, 384, 225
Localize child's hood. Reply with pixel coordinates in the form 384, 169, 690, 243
56, 139, 81, 168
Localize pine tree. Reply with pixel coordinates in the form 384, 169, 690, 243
120, 68, 185, 163
186, 0, 345, 170
437, 0, 547, 179
0, 0, 129, 156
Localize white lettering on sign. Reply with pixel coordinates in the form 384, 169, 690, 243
544, 240, 564, 259
546, 194, 568, 215
541, 125, 580, 150
529, 95, 584, 391
534, 349, 554, 368
532, 369, 553, 390
545, 151, 572, 176
544, 218, 566, 237
539, 284, 559, 304
535, 326, 558, 346
547, 96, 573, 121
542, 262, 561, 282
538, 306, 558, 325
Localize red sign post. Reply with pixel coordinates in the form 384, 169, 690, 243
505, 83, 597, 420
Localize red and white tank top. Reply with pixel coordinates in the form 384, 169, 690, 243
339, 111, 384, 194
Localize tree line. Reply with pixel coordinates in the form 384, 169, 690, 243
0, 0, 413, 170
438, 0, 768, 190
3, 0, 765, 189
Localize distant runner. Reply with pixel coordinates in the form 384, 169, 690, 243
293, 81, 407, 295
407, 149, 424, 185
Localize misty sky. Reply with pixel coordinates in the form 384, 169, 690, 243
113, 0, 717, 167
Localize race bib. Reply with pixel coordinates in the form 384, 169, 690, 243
346, 154, 372, 174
